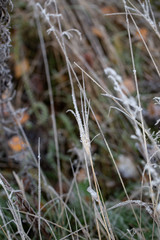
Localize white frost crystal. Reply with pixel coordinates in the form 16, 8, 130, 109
87, 186, 98, 202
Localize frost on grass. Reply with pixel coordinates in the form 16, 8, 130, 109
104, 66, 143, 147
36, 1, 82, 40
104, 66, 160, 205
124, 0, 160, 38
87, 186, 98, 202
107, 199, 153, 217
104, 67, 142, 120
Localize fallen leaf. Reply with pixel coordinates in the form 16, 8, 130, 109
85, 195, 91, 203
91, 113, 102, 122
19, 112, 29, 124
148, 101, 160, 117
15, 59, 29, 78
92, 27, 103, 39
2, 91, 9, 100
84, 52, 94, 67
135, 27, 148, 41
76, 168, 87, 182
123, 78, 135, 94
101, 6, 117, 14
8, 136, 25, 152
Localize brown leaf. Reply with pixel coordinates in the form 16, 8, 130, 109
15, 59, 29, 78
92, 27, 103, 39
123, 78, 135, 94
135, 27, 148, 41
91, 113, 102, 122
101, 6, 118, 14
19, 112, 29, 124
76, 168, 87, 182
148, 101, 160, 117
84, 52, 94, 67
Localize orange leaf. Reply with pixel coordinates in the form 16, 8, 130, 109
15, 59, 29, 78
135, 27, 148, 41
8, 136, 25, 152
19, 112, 29, 124
101, 6, 117, 14
91, 27, 103, 39
91, 113, 102, 122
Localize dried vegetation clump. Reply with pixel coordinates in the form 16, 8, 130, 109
0, 0, 13, 93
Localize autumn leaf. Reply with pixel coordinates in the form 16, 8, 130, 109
91, 113, 102, 122
8, 136, 26, 152
101, 6, 117, 14
15, 59, 29, 78
148, 101, 160, 117
135, 27, 148, 41
123, 78, 135, 94
19, 112, 29, 124
91, 27, 103, 39
76, 168, 87, 182
84, 52, 94, 67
